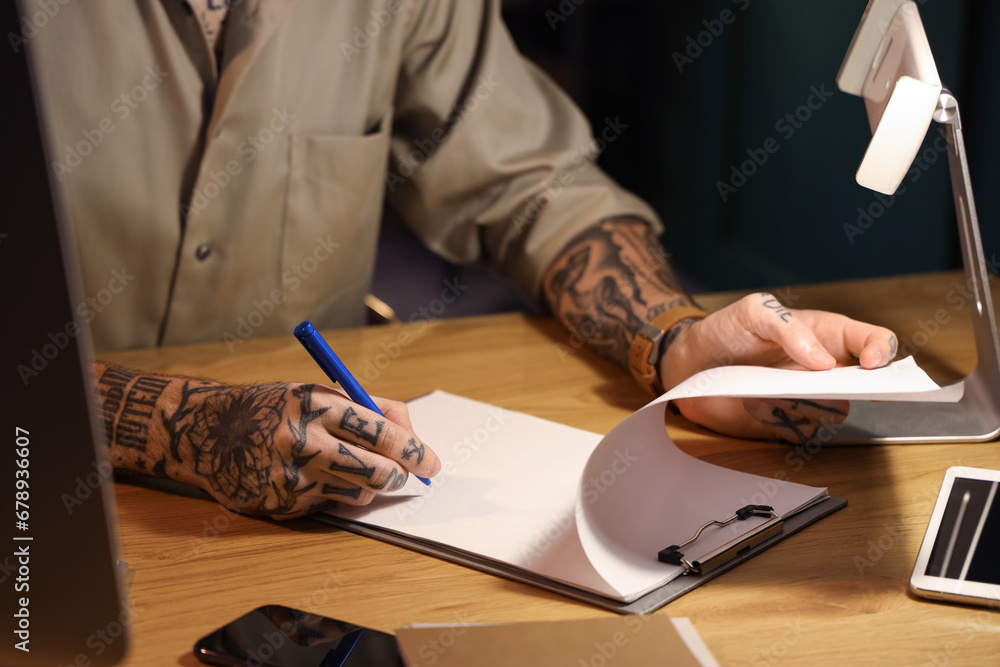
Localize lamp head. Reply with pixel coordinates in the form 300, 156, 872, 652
837, 0, 942, 195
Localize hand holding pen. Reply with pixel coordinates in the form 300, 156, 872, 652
295, 321, 438, 490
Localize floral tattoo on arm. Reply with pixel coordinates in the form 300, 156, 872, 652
543, 218, 697, 371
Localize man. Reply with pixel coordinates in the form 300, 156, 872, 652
28, 0, 895, 518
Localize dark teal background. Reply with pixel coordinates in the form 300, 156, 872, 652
503, 0, 999, 292
373, 1, 999, 316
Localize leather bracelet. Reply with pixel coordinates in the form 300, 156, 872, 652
628, 306, 708, 396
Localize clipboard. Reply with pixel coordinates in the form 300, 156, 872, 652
318, 391, 848, 614
315, 495, 846, 615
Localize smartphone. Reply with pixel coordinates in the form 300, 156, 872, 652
193, 605, 405, 667
910, 467, 1000, 608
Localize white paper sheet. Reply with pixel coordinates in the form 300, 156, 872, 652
331, 392, 622, 598
330, 391, 826, 601
662, 356, 963, 403
327, 358, 957, 602
573, 357, 960, 598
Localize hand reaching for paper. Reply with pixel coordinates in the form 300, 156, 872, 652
93, 364, 440, 519
541, 219, 900, 443
659, 293, 899, 442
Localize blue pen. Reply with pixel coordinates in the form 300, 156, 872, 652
294, 320, 431, 485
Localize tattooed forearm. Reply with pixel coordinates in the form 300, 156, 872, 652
96, 366, 170, 452
543, 218, 696, 370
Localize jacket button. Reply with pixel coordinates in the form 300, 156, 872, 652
195, 243, 211, 260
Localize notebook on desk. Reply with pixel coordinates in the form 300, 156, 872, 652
316, 359, 957, 614
1, 2, 130, 663
317, 390, 840, 613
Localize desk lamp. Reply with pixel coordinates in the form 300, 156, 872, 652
829, 0, 1000, 442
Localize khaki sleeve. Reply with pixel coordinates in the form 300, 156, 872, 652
387, 0, 662, 301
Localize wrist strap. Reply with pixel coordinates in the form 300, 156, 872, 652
629, 306, 708, 396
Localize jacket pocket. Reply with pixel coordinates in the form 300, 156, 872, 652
281, 111, 392, 313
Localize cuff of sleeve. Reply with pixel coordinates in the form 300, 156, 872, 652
501, 164, 665, 303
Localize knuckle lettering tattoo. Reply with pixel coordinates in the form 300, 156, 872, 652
328, 442, 376, 479
339, 406, 385, 446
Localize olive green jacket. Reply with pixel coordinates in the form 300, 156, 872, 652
28, 0, 659, 350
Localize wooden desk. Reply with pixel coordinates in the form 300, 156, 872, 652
102, 272, 1000, 666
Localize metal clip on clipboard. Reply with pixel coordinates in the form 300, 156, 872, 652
657, 505, 784, 575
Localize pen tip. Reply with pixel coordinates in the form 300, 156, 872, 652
417, 476, 432, 486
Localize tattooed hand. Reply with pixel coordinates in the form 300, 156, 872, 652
93, 364, 440, 518
543, 220, 898, 443
660, 292, 898, 443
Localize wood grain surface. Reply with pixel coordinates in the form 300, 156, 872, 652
100, 272, 1000, 666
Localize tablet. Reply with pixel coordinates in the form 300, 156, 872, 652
910, 467, 1000, 608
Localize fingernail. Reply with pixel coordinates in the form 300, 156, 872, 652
809, 347, 836, 366
870, 349, 883, 368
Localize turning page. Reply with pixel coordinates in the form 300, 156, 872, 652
325, 358, 951, 602
328, 391, 823, 601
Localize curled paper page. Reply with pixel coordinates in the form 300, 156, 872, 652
662, 356, 963, 403
576, 356, 959, 598
575, 400, 825, 600
331, 358, 957, 603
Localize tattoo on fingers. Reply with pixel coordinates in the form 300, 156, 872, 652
321, 482, 362, 500
784, 399, 847, 417
760, 406, 816, 443
152, 376, 411, 515
760, 293, 793, 323
339, 406, 385, 446
370, 468, 407, 492
401, 437, 426, 465
328, 442, 376, 479
307, 499, 339, 514
328, 442, 407, 492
